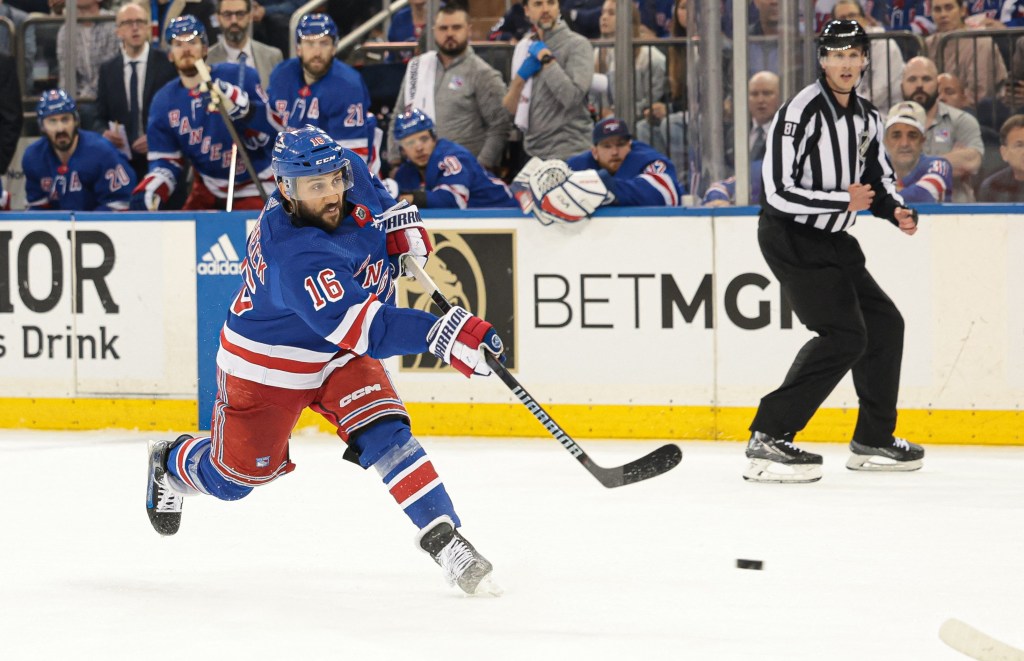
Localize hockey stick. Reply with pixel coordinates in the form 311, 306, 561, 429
194, 59, 268, 204
404, 257, 683, 488
940, 618, 1024, 660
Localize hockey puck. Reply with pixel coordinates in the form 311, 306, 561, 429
736, 559, 763, 570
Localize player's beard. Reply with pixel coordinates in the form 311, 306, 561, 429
50, 127, 77, 153
437, 38, 467, 58
296, 195, 344, 231
302, 57, 331, 81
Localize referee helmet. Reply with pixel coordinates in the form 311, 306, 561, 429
818, 19, 869, 58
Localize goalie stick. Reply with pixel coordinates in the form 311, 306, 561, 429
940, 618, 1024, 661
404, 257, 683, 488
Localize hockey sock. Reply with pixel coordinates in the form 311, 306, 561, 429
167, 436, 254, 502
352, 418, 460, 529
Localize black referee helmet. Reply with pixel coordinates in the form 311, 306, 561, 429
817, 19, 870, 58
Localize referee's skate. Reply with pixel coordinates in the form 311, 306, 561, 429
743, 431, 823, 483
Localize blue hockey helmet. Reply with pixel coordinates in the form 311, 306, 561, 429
36, 88, 77, 123
165, 14, 208, 46
296, 13, 338, 42
393, 108, 435, 141
272, 126, 354, 199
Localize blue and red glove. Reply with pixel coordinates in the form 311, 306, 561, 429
213, 79, 250, 120
427, 306, 505, 378
379, 201, 432, 277
130, 167, 175, 210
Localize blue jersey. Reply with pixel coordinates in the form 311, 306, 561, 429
393, 138, 516, 209
566, 140, 682, 206
147, 62, 275, 202
218, 149, 438, 390
22, 130, 136, 211
267, 58, 378, 169
896, 154, 952, 202
702, 160, 764, 206
882, 0, 935, 34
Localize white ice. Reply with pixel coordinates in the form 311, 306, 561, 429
1, 430, 1022, 660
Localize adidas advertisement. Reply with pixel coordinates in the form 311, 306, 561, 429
197, 234, 243, 275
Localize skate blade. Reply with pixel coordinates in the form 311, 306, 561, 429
466, 574, 503, 597
743, 458, 822, 484
846, 454, 923, 472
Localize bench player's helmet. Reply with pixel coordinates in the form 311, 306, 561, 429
272, 125, 354, 201
296, 13, 338, 43
36, 88, 77, 125
817, 19, 869, 58
165, 14, 208, 45
393, 108, 436, 141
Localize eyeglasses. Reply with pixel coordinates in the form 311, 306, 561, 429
218, 10, 249, 20
117, 19, 148, 28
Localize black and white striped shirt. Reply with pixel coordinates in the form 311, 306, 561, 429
761, 78, 904, 233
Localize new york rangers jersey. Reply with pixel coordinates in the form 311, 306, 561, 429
393, 138, 516, 209
217, 149, 438, 390
147, 62, 275, 201
267, 58, 378, 168
566, 141, 682, 206
895, 154, 953, 202
23, 129, 136, 211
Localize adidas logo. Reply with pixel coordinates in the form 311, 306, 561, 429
197, 233, 242, 276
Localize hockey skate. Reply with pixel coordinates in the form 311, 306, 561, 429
743, 431, 823, 483
418, 516, 502, 596
145, 435, 194, 536
846, 437, 924, 472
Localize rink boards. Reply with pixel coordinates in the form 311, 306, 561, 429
0, 205, 1021, 444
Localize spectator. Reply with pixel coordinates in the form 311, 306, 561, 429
390, 109, 516, 209
901, 56, 984, 201
591, 0, 666, 118
961, 0, 1023, 28
488, 1, 531, 41
23, 89, 136, 211
206, 0, 282, 89
978, 113, 1024, 200
390, 5, 511, 172
268, 14, 379, 172
566, 116, 682, 206
388, 0, 426, 63
56, 0, 120, 129
937, 71, 975, 114
749, 0, 780, 75
747, 70, 780, 162
0, 52, 21, 210
503, 0, 594, 162
562, 0, 603, 38
831, 0, 904, 111
926, 0, 1007, 107
96, 2, 179, 183
883, 100, 953, 202
133, 15, 276, 211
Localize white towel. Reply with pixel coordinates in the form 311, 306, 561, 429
403, 51, 438, 120
511, 36, 536, 132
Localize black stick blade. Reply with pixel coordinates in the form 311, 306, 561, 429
585, 444, 684, 488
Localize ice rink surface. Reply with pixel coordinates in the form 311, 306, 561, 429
1, 429, 1021, 661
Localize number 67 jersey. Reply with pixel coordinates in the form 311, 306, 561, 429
216, 149, 438, 390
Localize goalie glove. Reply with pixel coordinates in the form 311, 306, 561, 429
521, 160, 611, 225
427, 306, 505, 378
130, 167, 176, 211
213, 79, 249, 120
378, 201, 432, 277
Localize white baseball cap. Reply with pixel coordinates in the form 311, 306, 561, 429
885, 101, 926, 133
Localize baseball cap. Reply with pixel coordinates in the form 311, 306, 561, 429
593, 117, 631, 145
885, 101, 926, 133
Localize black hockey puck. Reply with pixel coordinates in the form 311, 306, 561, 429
736, 559, 763, 570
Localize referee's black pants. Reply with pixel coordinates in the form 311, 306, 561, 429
749, 213, 904, 446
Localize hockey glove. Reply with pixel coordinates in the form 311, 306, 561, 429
213, 79, 250, 120
427, 306, 505, 378
517, 54, 542, 81
130, 167, 176, 211
379, 201, 432, 277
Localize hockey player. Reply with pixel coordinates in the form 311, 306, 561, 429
267, 14, 380, 173
883, 100, 953, 203
145, 126, 504, 596
22, 89, 136, 211
390, 109, 517, 209
566, 117, 682, 207
131, 15, 276, 211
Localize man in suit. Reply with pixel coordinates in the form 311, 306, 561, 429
206, 0, 282, 89
96, 2, 179, 182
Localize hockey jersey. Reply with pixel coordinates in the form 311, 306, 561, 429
566, 140, 682, 206
147, 62, 275, 201
702, 160, 764, 206
23, 130, 136, 211
267, 58, 378, 169
217, 149, 439, 390
895, 154, 953, 203
392, 138, 516, 209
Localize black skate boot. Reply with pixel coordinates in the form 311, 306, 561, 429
847, 437, 924, 472
145, 434, 195, 536
743, 431, 823, 483
418, 516, 501, 596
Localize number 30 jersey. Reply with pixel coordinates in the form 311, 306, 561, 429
216, 150, 437, 390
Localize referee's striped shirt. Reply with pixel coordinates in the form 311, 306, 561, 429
761, 78, 904, 233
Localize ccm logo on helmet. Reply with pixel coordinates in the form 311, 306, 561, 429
340, 384, 382, 407
314, 156, 335, 166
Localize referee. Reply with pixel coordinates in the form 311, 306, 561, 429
743, 19, 924, 484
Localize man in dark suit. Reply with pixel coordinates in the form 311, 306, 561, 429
95, 2, 178, 181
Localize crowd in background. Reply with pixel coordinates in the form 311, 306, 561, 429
4, 0, 1024, 212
